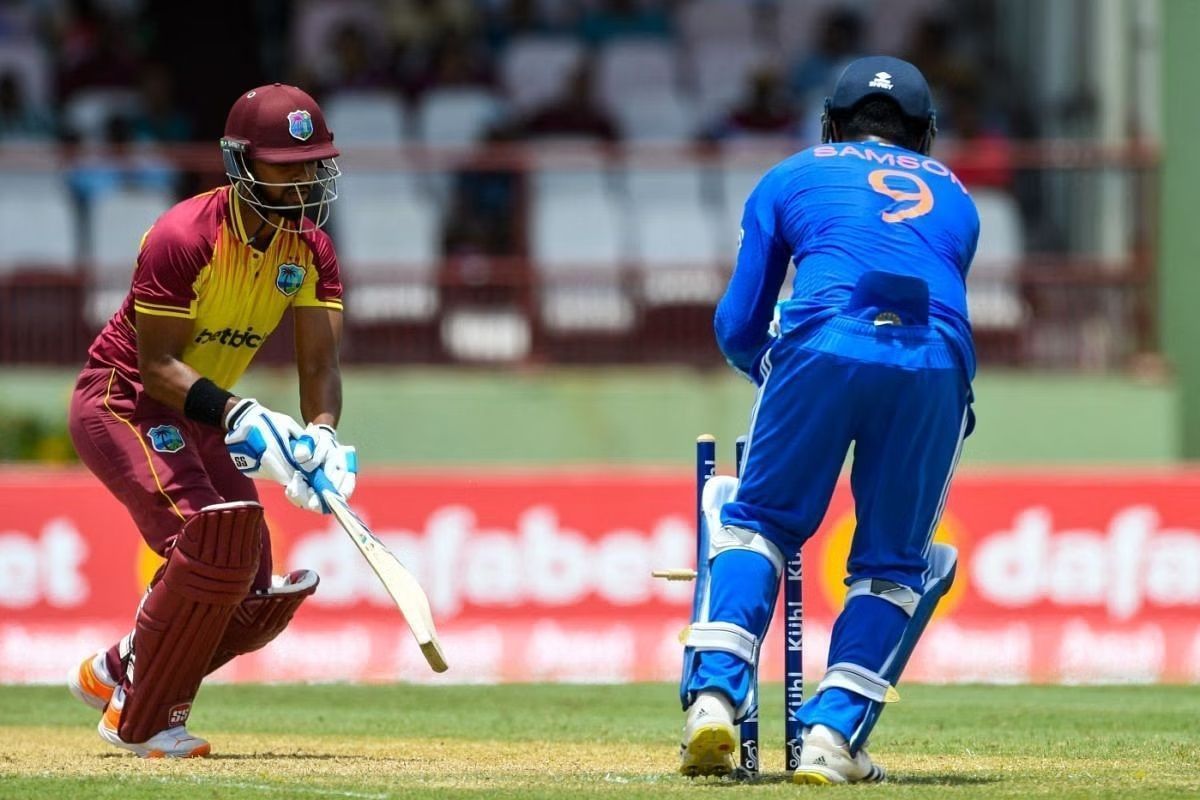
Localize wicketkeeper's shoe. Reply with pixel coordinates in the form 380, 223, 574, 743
68, 650, 116, 711
97, 686, 211, 758
679, 691, 738, 778
792, 724, 886, 785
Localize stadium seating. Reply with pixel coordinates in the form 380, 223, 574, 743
0, 174, 77, 271
416, 88, 505, 146
87, 188, 173, 328
531, 184, 635, 359
0, 173, 85, 363
324, 90, 408, 144
969, 188, 1028, 363
718, 160, 770, 249
500, 36, 585, 112
689, 43, 768, 129
631, 196, 723, 303
678, 0, 757, 49
612, 90, 698, 141
62, 89, 142, 141
628, 184, 726, 363
0, 40, 53, 110
595, 38, 680, 116
335, 172, 442, 362
775, 0, 845, 55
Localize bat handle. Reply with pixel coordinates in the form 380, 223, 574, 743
293, 449, 338, 513
307, 466, 336, 495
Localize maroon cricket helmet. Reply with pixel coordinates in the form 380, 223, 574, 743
222, 83, 339, 164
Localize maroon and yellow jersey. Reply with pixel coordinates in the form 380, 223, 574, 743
86, 185, 343, 389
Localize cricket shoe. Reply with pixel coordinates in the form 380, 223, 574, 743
68, 650, 116, 711
679, 692, 737, 778
792, 724, 886, 785
98, 686, 211, 758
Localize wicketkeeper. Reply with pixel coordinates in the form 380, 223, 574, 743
679, 57, 979, 783
66, 84, 357, 757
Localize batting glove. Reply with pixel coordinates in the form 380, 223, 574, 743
286, 425, 358, 513
223, 398, 305, 485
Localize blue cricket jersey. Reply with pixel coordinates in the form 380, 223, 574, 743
715, 140, 980, 379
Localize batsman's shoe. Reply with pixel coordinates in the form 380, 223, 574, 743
792, 724, 886, 785
98, 687, 210, 758
679, 692, 738, 778
68, 651, 116, 711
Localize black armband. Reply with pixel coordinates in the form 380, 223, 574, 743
184, 377, 234, 429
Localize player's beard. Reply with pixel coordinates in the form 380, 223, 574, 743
250, 184, 308, 222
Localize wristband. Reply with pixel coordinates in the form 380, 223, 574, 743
183, 377, 234, 429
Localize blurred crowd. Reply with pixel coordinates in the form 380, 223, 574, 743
0, 0, 1017, 153
0, 0, 1054, 368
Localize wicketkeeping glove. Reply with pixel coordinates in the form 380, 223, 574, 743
224, 398, 305, 485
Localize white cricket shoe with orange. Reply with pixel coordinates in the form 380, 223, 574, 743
67, 651, 116, 711
97, 685, 211, 758
792, 724, 886, 785
679, 691, 738, 778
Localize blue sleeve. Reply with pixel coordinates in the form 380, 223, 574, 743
714, 169, 793, 381
962, 201, 981, 269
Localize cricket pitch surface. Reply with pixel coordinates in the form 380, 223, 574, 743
2, 683, 1197, 799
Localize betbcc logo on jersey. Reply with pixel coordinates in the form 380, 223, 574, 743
287, 109, 314, 141
147, 425, 185, 454
275, 263, 306, 297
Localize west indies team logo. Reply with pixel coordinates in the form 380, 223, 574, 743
275, 263, 306, 296
287, 109, 314, 141
147, 425, 185, 454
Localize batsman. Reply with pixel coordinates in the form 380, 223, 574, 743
679, 57, 979, 783
66, 84, 357, 757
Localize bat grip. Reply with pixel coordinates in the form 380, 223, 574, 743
307, 466, 336, 496
291, 437, 338, 513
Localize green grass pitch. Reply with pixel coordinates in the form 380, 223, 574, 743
1, 683, 1198, 799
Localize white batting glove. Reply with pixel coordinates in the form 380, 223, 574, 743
223, 398, 304, 485
291, 423, 337, 471
286, 425, 358, 513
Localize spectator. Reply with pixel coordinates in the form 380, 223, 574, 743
482, 0, 560, 50
441, 120, 523, 258
708, 67, 798, 140
383, 0, 477, 53
519, 60, 619, 142
66, 114, 177, 204
323, 22, 393, 93
129, 65, 192, 143
903, 14, 980, 135
54, 0, 141, 99
381, 0, 483, 99
943, 81, 1014, 191
0, 71, 55, 142
789, 8, 863, 99
578, 0, 671, 45
412, 29, 495, 96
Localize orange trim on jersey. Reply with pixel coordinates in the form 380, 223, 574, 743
102, 369, 185, 523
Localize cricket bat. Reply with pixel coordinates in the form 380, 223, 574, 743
307, 468, 449, 673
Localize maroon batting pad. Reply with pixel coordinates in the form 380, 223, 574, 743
118, 501, 262, 744
207, 569, 320, 674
